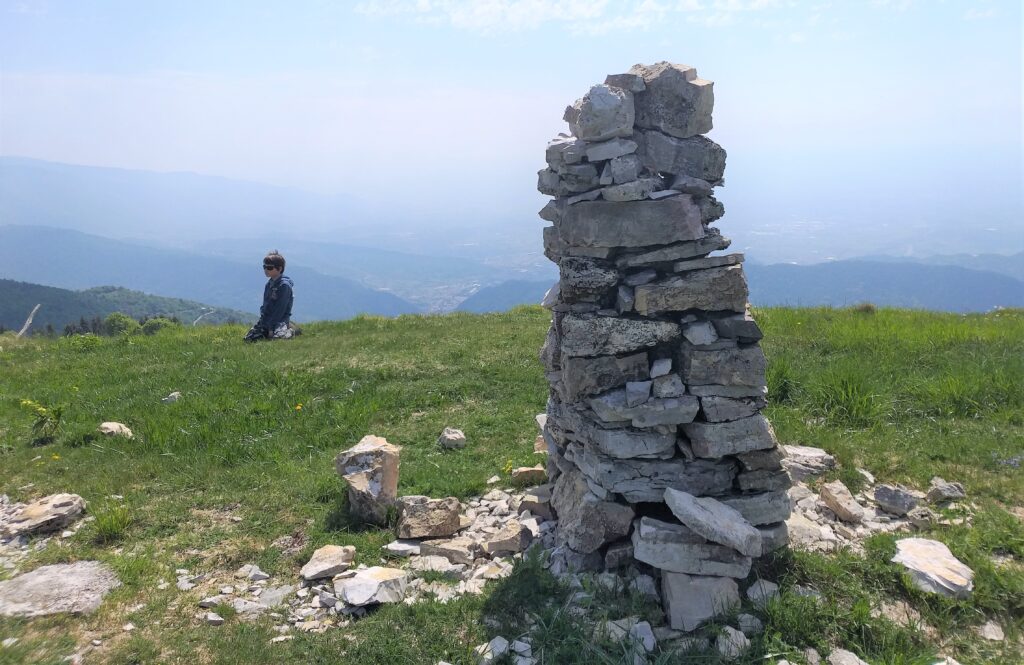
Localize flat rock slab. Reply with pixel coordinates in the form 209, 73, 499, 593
664, 488, 762, 557
4, 493, 86, 536
891, 538, 974, 599
820, 481, 865, 523
556, 197, 704, 249
662, 572, 739, 631
333, 566, 408, 606
0, 561, 120, 617
395, 496, 462, 539
300, 544, 356, 580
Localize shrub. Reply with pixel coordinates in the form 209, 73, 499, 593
853, 302, 877, 314
63, 333, 103, 351
141, 317, 181, 335
19, 399, 63, 443
104, 312, 141, 336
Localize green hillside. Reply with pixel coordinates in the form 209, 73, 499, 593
0, 279, 254, 332
0, 307, 1021, 664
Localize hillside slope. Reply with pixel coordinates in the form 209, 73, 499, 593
0, 279, 254, 332
0, 225, 421, 321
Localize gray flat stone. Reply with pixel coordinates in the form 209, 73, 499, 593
629, 62, 713, 138
557, 197, 704, 249
719, 491, 791, 526
616, 231, 731, 268
662, 572, 739, 631
573, 445, 736, 502
636, 131, 726, 182
0, 562, 120, 617
683, 414, 777, 458
632, 517, 751, 578
664, 488, 762, 556
559, 352, 649, 402
681, 345, 766, 389
559, 314, 680, 358
891, 538, 973, 599
634, 266, 748, 315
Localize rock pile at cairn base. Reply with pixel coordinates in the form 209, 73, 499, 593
538, 62, 791, 631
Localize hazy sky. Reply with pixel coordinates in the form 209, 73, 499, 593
1, 0, 1021, 259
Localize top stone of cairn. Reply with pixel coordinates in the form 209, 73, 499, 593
626, 62, 714, 139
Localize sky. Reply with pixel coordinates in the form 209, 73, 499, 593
1, 0, 1021, 261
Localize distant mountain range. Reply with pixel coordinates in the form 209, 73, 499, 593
457, 258, 1024, 314
0, 226, 420, 321
0, 280, 252, 332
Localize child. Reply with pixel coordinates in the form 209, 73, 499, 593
244, 250, 295, 341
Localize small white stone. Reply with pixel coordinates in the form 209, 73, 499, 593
2, 638, 18, 648
122, 623, 135, 632
205, 612, 224, 626
91, 640, 102, 647
977, 620, 1004, 641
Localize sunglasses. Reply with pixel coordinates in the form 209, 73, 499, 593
263, 264, 278, 270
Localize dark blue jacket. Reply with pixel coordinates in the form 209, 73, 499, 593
257, 274, 294, 332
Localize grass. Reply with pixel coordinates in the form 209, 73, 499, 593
0, 306, 1022, 664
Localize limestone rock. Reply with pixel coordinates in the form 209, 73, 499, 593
437, 427, 466, 449
827, 650, 869, 665
758, 522, 789, 552
652, 374, 686, 398
631, 517, 751, 578
481, 520, 530, 556
300, 545, 356, 580
712, 310, 763, 342
719, 491, 791, 526
629, 62, 713, 138
556, 197, 704, 249
0, 561, 120, 617
682, 321, 718, 345
419, 536, 480, 566
717, 625, 750, 661
520, 484, 553, 519
335, 435, 401, 526
559, 314, 680, 358
511, 465, 547, 486
559, 256, 620, 302
680, 345, 766, 389
745, 579, 779, 608
874, 484, 925, 516
98, 422, 133, 438
636, 131, 726, 182
664, 488, 762, 557
820, 481, 865, 523
700, 395, 766, 423
616, 230, 731, 268
395, 496, 461, 539
334, 567, 408, 606
634, 266, 747, 315
4, 493, 86, 536
781, 445, 836, 481
891, 538, 974, 599
673, 253, 744, 274
602, 177, 661, 202
662, 572, 739, 631
560, 352, 649, 402
574, 446, 736, 502
977, 620, 1004, 641
551, 469, 634, 553
589, 388, 699, 429
586, 137, 638, 162
683, 415, 777, 458
926, 477, 966, 503
383, 539, 420, 558
565, 84, 635, 142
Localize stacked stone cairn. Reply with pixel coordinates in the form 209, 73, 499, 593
538, 62, 792, 631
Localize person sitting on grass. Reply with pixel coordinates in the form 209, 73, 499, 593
244, 250, 295, 342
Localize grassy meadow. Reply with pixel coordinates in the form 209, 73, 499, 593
0, 306, 1021, 664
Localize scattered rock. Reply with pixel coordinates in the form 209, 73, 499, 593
976, 620, 1004, 641
716, 625, 750, 660
827, 649, 869, 665
235, 564, 269, 582
781, 445, 835, 481
891, 538, 974, 598
161, 391, 182, 404
745, 579, 779, 608
437, 427, 466, 449
335, 435, 402, 526
662, 572, 739, 631
510, 465, 547, 487
3, 494, 86, 536
926, 477, 966, 504
475, 635, 510, 663
383, 540, 421, 558
820, 481, 865, 523
98, 422, 133, 438
334, 567, 408, 606
205, 612, 224, 626
874, 484, 924, 516
396, 496, 462, 539
0, 561, 120, 617
737, 613, 763, 636
300, 545, 356, 580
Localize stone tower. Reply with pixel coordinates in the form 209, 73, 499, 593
538, 62, 791, 631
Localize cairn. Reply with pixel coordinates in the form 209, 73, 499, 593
538, 62, 791, 631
